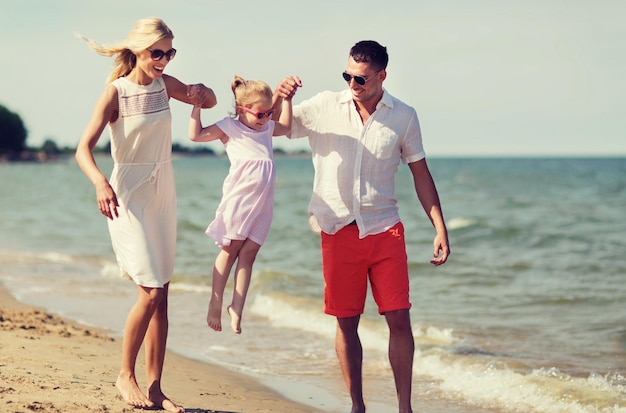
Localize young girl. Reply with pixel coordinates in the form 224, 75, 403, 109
75, 17, 216, 412
188, 76, 297, 334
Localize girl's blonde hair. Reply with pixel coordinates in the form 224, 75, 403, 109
231, 75, 273, 113
77, 17, 174, 84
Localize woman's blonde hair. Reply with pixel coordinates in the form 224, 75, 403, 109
77, 17, 174, 84
231, 75, 273, 114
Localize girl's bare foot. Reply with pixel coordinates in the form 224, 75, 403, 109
207, 297, 222, 331
115, 375, 154, 408
227, 305, 242, 334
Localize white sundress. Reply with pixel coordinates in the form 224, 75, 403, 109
206, 117, 276, 247
106, 77, 176, 288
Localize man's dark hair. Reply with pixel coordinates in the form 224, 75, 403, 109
349, 40, 389, 71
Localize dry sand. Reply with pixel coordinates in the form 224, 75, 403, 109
0, 286, 323, 413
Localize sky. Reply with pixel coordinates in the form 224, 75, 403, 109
1, 0, 625, 156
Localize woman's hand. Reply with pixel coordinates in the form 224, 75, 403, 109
95, 180, 119, 220
187, 84, 203, 107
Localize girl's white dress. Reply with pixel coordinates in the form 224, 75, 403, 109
206, 117, 275, 247
106, 77, 176, 288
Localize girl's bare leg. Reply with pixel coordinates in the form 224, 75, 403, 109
207, 241, 243, 331
116, 285, 164, 409
145, 283, 183, 412
228, 239, 261, 334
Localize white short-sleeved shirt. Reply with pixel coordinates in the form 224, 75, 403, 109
290, 89, 426, 238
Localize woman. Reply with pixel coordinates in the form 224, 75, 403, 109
75, 17, 216, 412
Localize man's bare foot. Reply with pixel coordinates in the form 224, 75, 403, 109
149, 390, 184, 413
207, 297, 222, 331
227, 305, 242, 334
115, 375, 154, 408
350, 402, 367, 413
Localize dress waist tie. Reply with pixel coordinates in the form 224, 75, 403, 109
113, 159, 171, 217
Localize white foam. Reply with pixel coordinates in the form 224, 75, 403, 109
447, 217, 480, 230
414, 324, 459, 346
0, 249, 74, 264
100, 262, 121, 279
250, 292, 335, 339
39, 252, 75, 263
251, 292, 464, 353
169, 282, 211, 293
414, 350, 626, 412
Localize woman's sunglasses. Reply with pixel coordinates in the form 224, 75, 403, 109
147, 48, 177, 61
241, 106, 275, 119
342, 71, 379, 86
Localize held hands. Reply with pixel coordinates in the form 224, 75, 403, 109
275, 76, 302, 101
187, 84, 205, 107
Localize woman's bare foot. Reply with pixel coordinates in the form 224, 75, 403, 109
148, 389, 184, 413
115, 374, 154, 408
227, 305, 242, 334
207, 297, 222, 331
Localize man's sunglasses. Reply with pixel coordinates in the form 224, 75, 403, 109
147, 48, 177, 61
342, 71, 379, 86
241, 106, 275, 119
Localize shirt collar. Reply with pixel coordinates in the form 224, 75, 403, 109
379, 89, 394, 108
339, 88, 394, 109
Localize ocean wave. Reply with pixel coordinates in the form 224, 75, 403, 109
0, 248, 112, 268
414, 349, 626, 413
248, 290, 626, 412
447, 217, 483, 231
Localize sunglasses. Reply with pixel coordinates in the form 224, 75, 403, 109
342, 71, 380, 86
241, 106, 275, 119
147, 47, 177, 61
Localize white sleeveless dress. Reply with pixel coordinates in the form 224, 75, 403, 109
106, 77, 176, 288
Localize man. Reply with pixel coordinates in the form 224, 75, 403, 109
275, 40, 450, 413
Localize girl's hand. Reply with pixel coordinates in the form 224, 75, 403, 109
187, 84, 204, 107
275, 76, 302, 100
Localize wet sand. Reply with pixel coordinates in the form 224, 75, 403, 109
0, 285, 323, 413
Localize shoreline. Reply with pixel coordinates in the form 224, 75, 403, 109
0, 284, 324, 413
0, 282, 511, 413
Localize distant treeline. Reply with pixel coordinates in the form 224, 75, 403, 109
1, 103, 308, 162
0, 139, 218, 162
1, 139, 306, 163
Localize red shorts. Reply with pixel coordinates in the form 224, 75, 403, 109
321, 222, 411, 317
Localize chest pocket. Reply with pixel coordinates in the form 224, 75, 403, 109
367, 126, 399, 160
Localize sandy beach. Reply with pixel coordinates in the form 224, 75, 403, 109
0, 285, 322, 413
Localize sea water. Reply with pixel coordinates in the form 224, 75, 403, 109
1, 155, 625, 412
